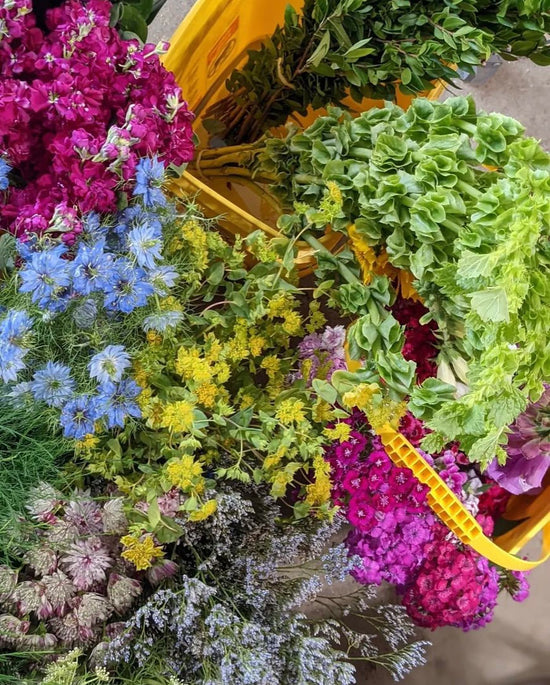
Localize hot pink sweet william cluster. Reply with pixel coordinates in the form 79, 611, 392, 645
402, 520, 500, 631
0, 0, 194, 238
324, 412, 436, 587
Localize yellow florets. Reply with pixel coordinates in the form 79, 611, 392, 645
167, 455, 203, 491
176, 347, 214, 383
146, 331, 163, 347
306, 301, 326, 334
181, 219, 208, 271
75, 434, 99, 451
189, 499, 218, 522
324, 423, 352, 442
282, 311, 302, 336
240, 394, 255, 410
305, 457, 332, 507
195, 382, 218, 408
249, 335, 267, 357
121, 534, 164, 571
260, 355, 281, 379
312, 399, 334, 424
267, 293, 293, 319
160, 401, 195, 433
342, 383, 381, 410
276, 398, 306, 425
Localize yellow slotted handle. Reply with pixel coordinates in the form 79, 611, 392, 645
377, 424, 550, 571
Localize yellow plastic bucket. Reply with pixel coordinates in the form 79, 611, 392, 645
162, 0, 447, 274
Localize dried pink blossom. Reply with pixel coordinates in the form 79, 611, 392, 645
61, 537, 112, 590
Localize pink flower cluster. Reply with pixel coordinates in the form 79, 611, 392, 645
392, 297, 438, 383
0, 0, 194, 238
402, 520, 500, 631
324, 411, 530, 631
325, 412, 435, 587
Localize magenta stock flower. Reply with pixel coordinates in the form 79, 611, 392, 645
487, 385, 550, 494
0, 0, 194, 238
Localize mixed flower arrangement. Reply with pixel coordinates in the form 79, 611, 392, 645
1, 0, 550, 683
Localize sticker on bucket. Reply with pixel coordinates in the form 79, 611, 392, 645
207, 17, 239, 77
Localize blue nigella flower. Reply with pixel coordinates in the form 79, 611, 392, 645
103, 260, 154, 313
30, 362, 76, 408
142, 310, 183, 332
16, 237, 39, 262
126, 225, 163, 269
97, 379, 142, 429
133, 157, 167, 207
0, 344, 27, 383
0, 310, 33, 345
148, 265, 179, 295
81, 212, 109, 241
59, 395, 101, 439
19, 245, 71, 308
7, 381, 33, 407
88, 344, 131, 384
71, 239, 115, 295
0, 158, 11, 191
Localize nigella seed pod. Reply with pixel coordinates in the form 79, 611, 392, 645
72, 298, 98, 329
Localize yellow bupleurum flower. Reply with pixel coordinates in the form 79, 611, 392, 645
188, 499, 218, 522
121, 534, 164, 571
342, 383, 381, 411
146, 331, 163, 347
76, 433, 99, 450
195, 382, 218, 408
267, 293, 294, 319
181, 219, 208, 271
276, 398, 306, 425
324, 423, 351, 443
160, 400, 195, 433
175, 347, 214, 384
260, 355, 281, 379
167, 455, 203, 492
249, 335, 267, 358
305, 456, 332, 507
282, 311, 302, 336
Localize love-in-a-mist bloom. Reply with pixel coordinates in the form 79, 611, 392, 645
88, 345, 131, 384
31, 362, 75, 407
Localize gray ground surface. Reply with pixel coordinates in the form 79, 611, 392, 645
150, 5, 550, 683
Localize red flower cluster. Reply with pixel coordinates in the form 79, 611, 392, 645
0, 0, 194, 238
392, 297, 438, 383
402, 519, 500, 631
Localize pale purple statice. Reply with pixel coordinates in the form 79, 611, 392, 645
487, 386, 550, 494
88, 345, 130, 384
30, 362, 75, 407
61, 537, 112, 590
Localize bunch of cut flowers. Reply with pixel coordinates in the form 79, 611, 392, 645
0, 0, 194, 240
0, 169, 434, 682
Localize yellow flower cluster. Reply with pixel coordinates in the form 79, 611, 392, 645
324, 423, 351, 442
342, 383, 381, 411
167, 454, 204, 493
348, 225, 421, 301
305, 455, 332, 507
160, 400, 195, 434
189, 499, 218, 521
121, 534, 164, 571
276, 398, 306, 425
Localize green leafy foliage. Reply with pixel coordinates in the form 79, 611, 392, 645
204, 0, 550, 144
205, 96, 550, 464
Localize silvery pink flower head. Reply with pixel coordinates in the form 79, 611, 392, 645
64, 496, 103, 535
72, 592, 113, 627
101, 497, 128, 535
487, 385, 550, 495
26, 483, 62, 523
42, 570, 76, 616
146, 558, 178, 586
25, 546, 58, 577
61, 537, 112, 590
107, 574, 142, 613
